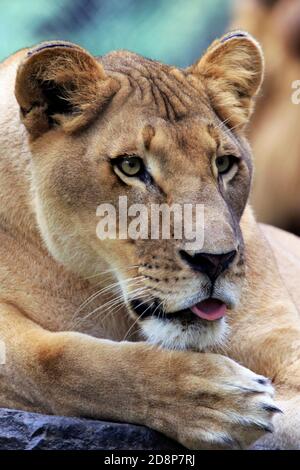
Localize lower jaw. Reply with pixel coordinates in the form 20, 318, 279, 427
141, 314, 227, 352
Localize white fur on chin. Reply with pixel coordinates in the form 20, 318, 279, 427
141, 316, 228, 351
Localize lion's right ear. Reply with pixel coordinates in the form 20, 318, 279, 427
15, 41, 120, 138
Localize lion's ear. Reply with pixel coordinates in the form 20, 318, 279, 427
189, 31, 264, 130
15, 41, 120, 138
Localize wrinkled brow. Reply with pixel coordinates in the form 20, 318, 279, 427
142, 124, 155, 151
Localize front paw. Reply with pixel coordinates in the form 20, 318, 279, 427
190, 366, 280, 449
147, 352, 281, 449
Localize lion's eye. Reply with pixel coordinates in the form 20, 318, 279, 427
117, 156, 144, 177
215, 155, 238, 175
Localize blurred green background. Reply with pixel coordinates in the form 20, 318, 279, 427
0, 0, 231, 66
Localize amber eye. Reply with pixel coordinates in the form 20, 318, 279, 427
215, 155, 238, 175
117, 156, 144, 177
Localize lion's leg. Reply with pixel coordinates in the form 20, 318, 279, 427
0, 302, 276, 449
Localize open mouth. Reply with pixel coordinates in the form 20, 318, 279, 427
130, 298, 227, 322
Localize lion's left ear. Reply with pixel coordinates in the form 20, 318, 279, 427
189, 31, 264, 130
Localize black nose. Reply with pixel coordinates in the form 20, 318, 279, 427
179, 249, 237, 281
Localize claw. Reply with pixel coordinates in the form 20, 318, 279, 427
240, 418, 275, 434
220, 435, 240, 449
262, 404, 283, 414
262, 424, 274, 433
256, 377, 271, 385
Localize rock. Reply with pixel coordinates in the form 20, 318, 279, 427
0, 408, 183, 450
0, 408, 275, 450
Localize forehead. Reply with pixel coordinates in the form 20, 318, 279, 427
97, 51, 243, 160
100, 50, 212, 121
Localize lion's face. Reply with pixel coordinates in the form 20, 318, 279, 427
15, 33, 263, 350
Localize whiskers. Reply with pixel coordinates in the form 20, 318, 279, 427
83, 265, 139, 281
70, 275, 143, 329
69, 263, 160, 337
213, 114, 246, 155
122, 294, 156, 341
70, 265, 138, 318
122, 289, 172, 342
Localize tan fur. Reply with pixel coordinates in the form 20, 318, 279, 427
0, 34, 299, 449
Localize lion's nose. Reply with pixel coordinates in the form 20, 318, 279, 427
179, 249, 237, 281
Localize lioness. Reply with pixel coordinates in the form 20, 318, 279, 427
0, 31, 300, 450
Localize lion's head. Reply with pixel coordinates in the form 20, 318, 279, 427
15, 32, 263, 351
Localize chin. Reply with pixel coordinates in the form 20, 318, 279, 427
141, 315, 228, 351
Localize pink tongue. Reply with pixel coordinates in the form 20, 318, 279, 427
190, 299, 226, 321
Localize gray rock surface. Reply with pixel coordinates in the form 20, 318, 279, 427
0, 408, 274, 450
0, 408, 183, 450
